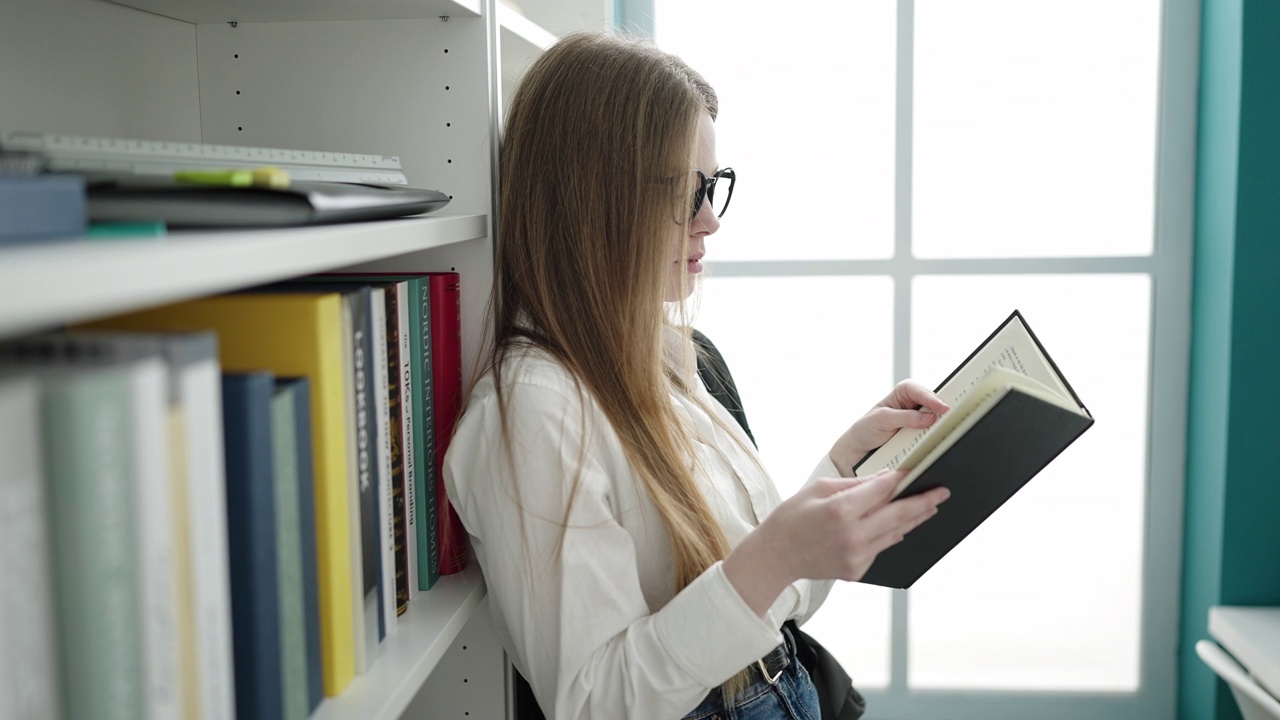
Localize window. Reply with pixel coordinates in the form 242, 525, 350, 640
642, 1, 1195, 717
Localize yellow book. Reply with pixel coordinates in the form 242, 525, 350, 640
81, 293, 357, 696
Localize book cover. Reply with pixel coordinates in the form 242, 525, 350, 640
311, 273, 437, 592
85, 176, 449, 228
79, 294, 358, 697
0, 375, 62, 720
114, 345, 180, 720
166, 400, 201, 720
395, 280, 419, 603
853, 310, 1095, 589
222, 372, 284, 720
369, 287, 399, 632
40, 364, 143, 720
141, 331, 231, 720
340, 286, 381, 669
278, 378, 325, 712
1, 333, 186, 720
82, 330, 231, 720
0, 174, 87, 245
146, 332, 235, 720
428, 272, 468, 575
259, 281, 383, 666
383, 281, 411, 615
270, 379, 310, 720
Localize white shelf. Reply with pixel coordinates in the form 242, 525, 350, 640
1209, 605, 1280, 702
500, 2, 555, 90
313, 563, 488, 720
0, 212, 487, 339
500, 2, 555, 51
100, 0, 482, 24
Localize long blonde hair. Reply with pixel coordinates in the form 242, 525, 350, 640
495, 30, 730, 582
485, 32, 754, 689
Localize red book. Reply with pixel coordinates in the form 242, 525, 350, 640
427, 272, 468, 575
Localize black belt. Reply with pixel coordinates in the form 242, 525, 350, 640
755, 623, 797, 685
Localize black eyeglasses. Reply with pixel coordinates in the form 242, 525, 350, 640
691, 167, 735, 222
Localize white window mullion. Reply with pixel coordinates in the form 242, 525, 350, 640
1137, 0, 1198, 714
705, 257, 1158, 278
890, 0, 916, 701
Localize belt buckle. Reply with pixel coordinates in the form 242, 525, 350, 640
756, 657, 783, 685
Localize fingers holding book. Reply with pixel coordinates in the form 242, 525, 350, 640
760, 470, 951, 584
829, 379, 951, 475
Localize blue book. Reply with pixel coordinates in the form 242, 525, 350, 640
222, 372, 283, 720
252, 280, 386, 668
0, 174, 86, 245
276, 377, 325, 712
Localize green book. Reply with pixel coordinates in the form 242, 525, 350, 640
272, 379, 310, 720
306, 273, 437, 592
42, 365, 143, 720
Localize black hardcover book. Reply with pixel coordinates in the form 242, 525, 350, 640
853, 310, 1095, 589
86, 176, 449, 227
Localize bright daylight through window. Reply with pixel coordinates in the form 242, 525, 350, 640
651, 1, 1176, 716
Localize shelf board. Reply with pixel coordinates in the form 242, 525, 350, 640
99, 0, 481, 24
312, 564, 487, 720
0, 212, 487, 339
500, 3, 556, 51
500, 2, 555, 88
1209, 606, 1280, 704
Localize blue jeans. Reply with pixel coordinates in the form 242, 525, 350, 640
682, 655, 820, 720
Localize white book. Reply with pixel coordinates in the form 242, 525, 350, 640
1, 333, 186, 720
370, 287, 397, 636
172, 336, 238, 720
0, 375, 61, 720
398, 280, 419, 603
125, 353, 181, 720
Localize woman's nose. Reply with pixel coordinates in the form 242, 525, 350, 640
692, 202, 720, 235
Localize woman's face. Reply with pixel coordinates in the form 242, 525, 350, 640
665, 112, 721, 303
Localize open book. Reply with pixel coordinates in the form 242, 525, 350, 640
852, 310, 1094, 589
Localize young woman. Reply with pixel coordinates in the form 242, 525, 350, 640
443, 31, 952, 720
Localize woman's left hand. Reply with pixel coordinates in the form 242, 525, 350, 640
829, 379, 950, 475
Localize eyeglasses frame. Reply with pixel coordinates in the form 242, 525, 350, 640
691, 167, 736, 222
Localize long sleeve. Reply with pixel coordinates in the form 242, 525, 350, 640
444, 369, 780, 719
445, 343, 852, 718
690, 327, 836, 627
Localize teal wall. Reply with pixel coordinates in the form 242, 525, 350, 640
1180, 0, 1280, 718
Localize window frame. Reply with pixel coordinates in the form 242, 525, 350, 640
621, 0, 1198, 717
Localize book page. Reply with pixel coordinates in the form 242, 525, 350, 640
891, 367, 1083, 493
855, 313, 1080, 477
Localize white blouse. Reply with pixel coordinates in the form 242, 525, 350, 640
443, 340, 838, 720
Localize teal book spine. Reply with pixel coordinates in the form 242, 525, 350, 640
272, 377, 313, 720
415, 277, 439, 589
283, 377, 324, 711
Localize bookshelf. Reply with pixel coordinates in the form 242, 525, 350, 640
0, 214, 487, 338
0, 0, 605, 716
310, 564, 488, 720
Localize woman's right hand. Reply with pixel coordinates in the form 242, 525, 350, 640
722, 470, 950, 618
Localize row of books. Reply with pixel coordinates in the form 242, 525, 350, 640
0, 271, 469, 720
